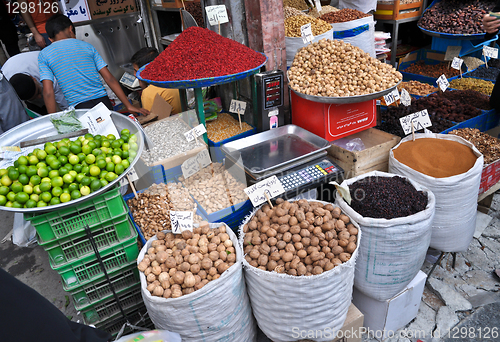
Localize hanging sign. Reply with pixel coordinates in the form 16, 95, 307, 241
399, 109, 432, 135
244, 176, 285, 207
205, 5, 229, 26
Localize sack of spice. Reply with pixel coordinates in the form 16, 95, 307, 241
335, 171, 435, 301
389, 133, 483, 252
137, 223, 256, 342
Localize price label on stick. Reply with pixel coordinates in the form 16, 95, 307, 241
436, 74, 449, 92
244, 175, 285, 207
400, 88, 411, 106
383, 88, 400, 106
444, 46, 461, 61
301, 23, 314, 44
119, 167, 139, 187
229, 100, 247, 114
399, 109, 432, 135
205, 5, 229, 26
451, 57, 463, 70
181, 149, 211, 179
170, 211, 194, 234
184, 124, 206, 142
314, 0, 322, 12
483, 45, 499, 59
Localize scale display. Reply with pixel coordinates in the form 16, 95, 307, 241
278, 159, 340, 192
263, 75, 283, 109
255, 70, 285, 131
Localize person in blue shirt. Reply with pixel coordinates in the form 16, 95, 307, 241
39, 14, 148, 115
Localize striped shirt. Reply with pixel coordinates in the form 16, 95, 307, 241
38, 38, 107, 107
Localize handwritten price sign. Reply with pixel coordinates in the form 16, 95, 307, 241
483, 46, 499, 59
400, 88, 411, 106
229, 100, 246, 114
170, 211, 194, 234
184, 124, 206, 142
436, 74, 449, 92
451, 57, 463, 70
399, 109, 432, 135
383, 88, 400, 106
301, 23, 314, 44
205, 5, 228, 26
244, 175, 285, 207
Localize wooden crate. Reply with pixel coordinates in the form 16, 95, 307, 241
327, 128, 401, 179
375, 0, 423, 20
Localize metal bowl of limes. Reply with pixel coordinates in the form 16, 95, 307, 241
0, 109, 144, 213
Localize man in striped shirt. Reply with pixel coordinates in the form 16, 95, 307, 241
38, 14, 149, 115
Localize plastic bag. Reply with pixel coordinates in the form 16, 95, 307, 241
286, 29, 334, 67
12, 213, 36, 247
335, 171, 435, 301
114, 330, 181, 342
389, 133, 483, 252
50, 107, 83, 134
330, 16, 376, 57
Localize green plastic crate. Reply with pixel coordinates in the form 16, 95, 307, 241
95, 303, 153, 337
41, 215, 134, 268
25, 187, 128, 244
81, 284, 143, 325
66, 262, 140, 309
56, 236, 139, 290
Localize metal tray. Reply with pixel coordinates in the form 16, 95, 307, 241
289, 81, 401, 104
0, 110, 144, 213
221, 125, 329, 175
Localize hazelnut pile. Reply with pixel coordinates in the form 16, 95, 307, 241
242, 199, 358, 277
138, 222, 237, 299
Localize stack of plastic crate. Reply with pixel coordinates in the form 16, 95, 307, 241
24, 187, 153, 337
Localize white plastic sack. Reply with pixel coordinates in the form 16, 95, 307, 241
389, 133, 483, 252
137, 223, 256, 342
286, 29, 334, 67
330, 16, 376, 58
13, 213, 36, 247
335, 171, 435, 301
239, 200, 361, 342
114, 330, 181, 342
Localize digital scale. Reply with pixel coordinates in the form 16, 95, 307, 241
119, 72, 141, 91
255, 70, 285, 131
222, 125, 344, 201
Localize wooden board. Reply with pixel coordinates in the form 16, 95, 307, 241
327, 128, 401, 179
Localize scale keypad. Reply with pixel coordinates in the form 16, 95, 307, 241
278, 159, 339, 191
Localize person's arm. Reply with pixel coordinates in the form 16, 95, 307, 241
99, 67, 149, 116
42, 79, 57, 113
19, 0, 46, 49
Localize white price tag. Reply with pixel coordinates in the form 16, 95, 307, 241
400, 88, 411, 106
205, 5, 229, 26
399, 109, 432, 135
383, 88, 400, 106
301, 23, 314, 44
184, 130, 195, 142
244, 175, 285, 207
451, 57, 463, 70
229, 99, 247, 114
315, 0, 322, 13
483, 45, 499, 59
170, 211, 194, 234
436, 74, 449, 92
181, 149, 211, 179
118, 167, 139, 187
192, 124, 207, 137
444, 46, 461, 61
79, 103, 120, 137
194, 149, 211, 169
268, 109, 279, 117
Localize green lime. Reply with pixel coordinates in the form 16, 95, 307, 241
75, 173, 85, 183
44, 144, 56, 155
73, 164, 83, 173
129, 150, 137, 160
82, 166, 90, 176
29, 193, 39, 202
52, 187, 63, 197
37, 167, 49, 178
26, 166, 37, 178
7, 192, 16, 202
15, 192, 29, 204
18, 156, 28, 166
18, 174, 29, 185
0, 186, 9, 196
90, 179, 102, 191
49, 197, 60, 205
36, 162, 46, 169
40, 192, 52, 203
22, 185, 33, 195
33, 185, 41, 194
56, 141, 67, 149
36, 201, 47, 207
64, 163, 73, 171
130, 142, 138, 151
58, 167, 69, 176
87, 141, 97, 151
69, 143, 82, 154
0, 195, 6, 206
122, 143, 130, 151
101, 140, 110, 148
80, 186, 91, 196
121, 135, 129, 143
94, 159, 106, 170
12, 201, 23, 208
107, 134, 116, 141
28, 155, 39, 165
13, 160, 19, 168
105, 172, 117, 182
121, 128, 130, 136
51, 177, 63, 188
25, 199, 37, 208
0, 169, 7, 177
99, 170, 108, 179
48, 160, 61, 170
0, 175, 12, 187
114, 164, 125, 175
81, 176, 91, 186
11, 182, 23, 193
112, 155, 122, 165
63, 173, 74, 184
39, 181, 51, 192
69, 155, 80, 165
36, 150, 47, 160
70, 190, 81, 200
106, 162, 115, 172
58, 155, 68, 165
89, 166, 100, 177
41, 177, 51, 183
48, 170, 59, 179
45, 154, 57, 163
129, 134, 137, 143
59, 146, 70, 157
92, 148, 102, 156
82, 145, 92, 155
111, 140, 122, 149
94, 134, 102, 141
76, 153, 85, 163
113, 149, 122, 158
121, 159, 130, 169
68, 183, 79, 192
84, 133, 93, 139
85, 154, 96, 164
8, 169, 19, 181
93, 139, 101, 148
30, 175, 41, 186
121, 150, 129, 159
62, 188, 70, 195
5, 201, 12, 207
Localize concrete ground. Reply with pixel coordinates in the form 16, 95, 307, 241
1, 192, 499, 341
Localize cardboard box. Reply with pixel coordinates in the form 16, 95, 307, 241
352, 271, 427, 341
291, 91, 377, 141
138, 93, 172, 126
327, 128, 401, 179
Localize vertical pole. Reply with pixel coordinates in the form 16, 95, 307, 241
194, 87, 208, 144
